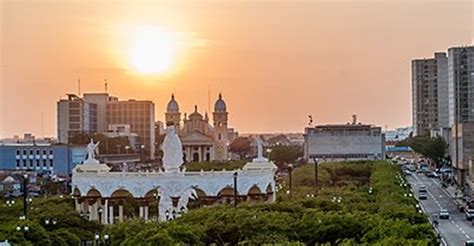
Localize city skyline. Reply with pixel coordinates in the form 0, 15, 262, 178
1, 0, 474, 138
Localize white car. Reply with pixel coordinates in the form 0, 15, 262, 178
439, 209, 450, 219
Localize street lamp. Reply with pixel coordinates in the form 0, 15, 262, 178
5, 200, 15, 207
140, 145, 145, 163
233, 172, 238, 208
312, 158, 319, 189
21, 173, 29, 219
16, 224, 29, 238
288, 164, 294, 197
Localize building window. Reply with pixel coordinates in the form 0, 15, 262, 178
23, 150, 26, 155
36, 160, 40, 167
29, 160, 33, 168
49, 150, 53, 155
43, 150, 47, 155
16, 150, 20, 155
218, 133, 221, 140
16, 160, 20, 168
36, 150, 40, 155
49, 160, 54, 168
29, 150, 33, 155
43, 159, 47, 167
23, 160, 27, 168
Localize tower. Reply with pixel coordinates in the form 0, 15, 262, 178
212, 93, 229, 161
165, 94, 181, 129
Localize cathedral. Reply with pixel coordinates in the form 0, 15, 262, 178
164, 93, 237, 163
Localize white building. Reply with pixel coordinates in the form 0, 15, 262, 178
304, 118, 385, 162
71, 129, 276, 223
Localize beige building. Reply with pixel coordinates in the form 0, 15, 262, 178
106, 98, 155, 159
164, 94, 236, 162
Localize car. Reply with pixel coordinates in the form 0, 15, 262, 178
419, 193, 428, 200
465, 240, 474, 246
439, 209, 450, 219
403, 170, 412, 176
418, 186, 427, 193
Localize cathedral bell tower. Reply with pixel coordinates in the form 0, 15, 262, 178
212, 93, 229, 161
165, 94, 181, 130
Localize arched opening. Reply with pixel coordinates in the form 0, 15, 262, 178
72, 187, 81, 197
110, 189, 136, 219
217, 186, 237, 204
86, 188, 102, 198
205, 153, 210, 161
188, 187, 208, 209
248, 185, 262, 195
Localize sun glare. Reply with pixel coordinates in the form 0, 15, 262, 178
129, 26, 178, 75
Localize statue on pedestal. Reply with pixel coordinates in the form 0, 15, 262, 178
162, 126, 183, 173
84, 139, 100, 164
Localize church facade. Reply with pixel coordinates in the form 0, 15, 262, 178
164, 93, 236, 162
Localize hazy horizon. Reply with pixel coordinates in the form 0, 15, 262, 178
1, 0, 473, 138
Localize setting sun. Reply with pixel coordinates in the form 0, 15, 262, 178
128, 26, 178, 75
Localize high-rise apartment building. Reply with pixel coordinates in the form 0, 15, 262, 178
57, 93, 155, 160
448, 46, 474, 126
411, 52, 448, 136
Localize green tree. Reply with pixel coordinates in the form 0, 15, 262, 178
269, 145, 303, 167
229, 137, 252, 159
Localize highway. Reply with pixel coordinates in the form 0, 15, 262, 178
407, 173, 474, 245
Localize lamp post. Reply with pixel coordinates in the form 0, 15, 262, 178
94, 232, 110, 245
44, 217, 58, 229
21, 174, 29, 219
312, 157, 319, 189
233, 172, 238, 208
288, 164, 294, 197
140, 145, 145, 164
16, 224, 29, 238
5, 200, 15, 207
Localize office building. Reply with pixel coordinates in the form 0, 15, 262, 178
0, 143, 86, 175
106, 98, 155, 159
304, 116, 385, 162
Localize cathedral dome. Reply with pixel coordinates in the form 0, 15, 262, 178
214, 93, 227, 112
167, 94, 179, 112
189, 105, 203, 120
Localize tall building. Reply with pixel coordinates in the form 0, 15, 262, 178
304, 116, 385, 162
164, 93, 236, 162
411, 52, 448, 136
448, 46, 474, 126
57, 93, 156, 160
57, 94, 97, 144
448, 45, 474, 190
106, 98, 155, 159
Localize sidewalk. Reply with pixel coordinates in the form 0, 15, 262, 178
442, 182, 466, 211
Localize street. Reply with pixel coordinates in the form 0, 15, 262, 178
407, 173, 474, 245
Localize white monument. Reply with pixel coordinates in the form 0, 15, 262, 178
162, 127, 183, 173
72, 128, 277, 223
73, 139, 110, 173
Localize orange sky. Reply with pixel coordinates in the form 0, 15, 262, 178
1, 0, 473, 138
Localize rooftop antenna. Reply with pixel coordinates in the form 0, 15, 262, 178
104, 78, 108, 93
77, 77, 81, 96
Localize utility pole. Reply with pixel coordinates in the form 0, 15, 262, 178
233, 172, 238, 208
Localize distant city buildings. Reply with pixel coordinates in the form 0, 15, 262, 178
57, 93, 155, 159
304, 116, 385, 162
163, 93, 237, 162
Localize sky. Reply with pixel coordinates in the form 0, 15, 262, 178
1, 0, 473, 138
